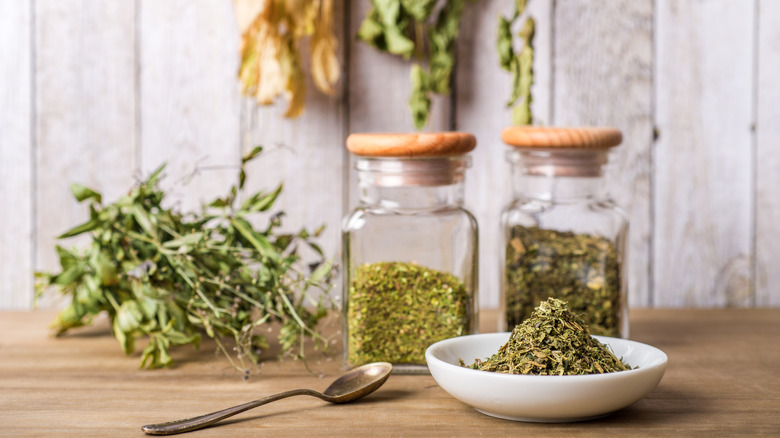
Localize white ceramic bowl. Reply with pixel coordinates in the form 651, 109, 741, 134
425, 332, 667, 422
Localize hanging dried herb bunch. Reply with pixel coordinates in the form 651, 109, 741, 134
35, 147, 334, 375
498, 0, 535, 125
357, 0, 469, 129
237, 0, 340, 118
463, 298, 629, 375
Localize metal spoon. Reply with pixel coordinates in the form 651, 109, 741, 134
141, 362, 392, 435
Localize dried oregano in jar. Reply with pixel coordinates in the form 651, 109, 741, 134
504, 226, 621, 337
347, 262, 470, 366
342, 132, 479, 372
500, 126, 628, 338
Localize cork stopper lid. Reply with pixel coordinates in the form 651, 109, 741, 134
346, 132, 477, 157
501, 126, 622, 149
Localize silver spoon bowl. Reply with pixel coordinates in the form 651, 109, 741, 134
141, 362, 393, 435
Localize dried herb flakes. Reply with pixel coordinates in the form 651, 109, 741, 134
505, 226, 621, 337
347, 261, 470, 366
464, 298, 629, 375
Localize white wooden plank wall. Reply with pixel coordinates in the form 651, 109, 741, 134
0, 0, 33, 309
654, 0, 755, 307
553, 0, 654, 308
139, 0, 241, 212
756, 0, 780, 307
34, 1, 138, 307
1, 0, 779, 310
456, 0, 552, 309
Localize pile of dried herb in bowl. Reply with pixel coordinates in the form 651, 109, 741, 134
425, 297, 667, 422
464, 297, 628, 375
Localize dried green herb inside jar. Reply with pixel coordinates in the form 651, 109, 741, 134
464, 298, 629, 375
505, 226, 621, 337
347, 261, 470, 366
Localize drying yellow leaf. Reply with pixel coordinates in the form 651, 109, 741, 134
235, 0, 339, 118
310, 0, 339, 95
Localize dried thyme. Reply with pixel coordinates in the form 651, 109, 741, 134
464, 298, 629, 375
505, 226, 621, 337
347, 261, 470, 366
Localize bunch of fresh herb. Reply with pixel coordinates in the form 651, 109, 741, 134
504, 226, 622, 337
35, 147, 333, 375
463, 298, 629, 375
357, 0, 469, 129
347, 261, 470, 366
498, 0, 535, 125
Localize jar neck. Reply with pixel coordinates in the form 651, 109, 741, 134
356, 157, 469, 209
507, 149, 607, 201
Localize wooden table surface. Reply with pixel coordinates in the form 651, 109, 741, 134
2, 308, 779, 437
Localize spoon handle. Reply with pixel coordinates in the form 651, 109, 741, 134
141, 388, 323, 435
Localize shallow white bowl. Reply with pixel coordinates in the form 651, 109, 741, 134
425, 332, 667, 422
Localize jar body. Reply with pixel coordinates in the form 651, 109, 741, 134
342, 157, 478, 373
500, 149, 629, 338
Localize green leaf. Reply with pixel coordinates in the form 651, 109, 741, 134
242, 146, 263, 164
57, 219, 100, 239
400, 0, 437, 21
162, 232, 204, 249
409, 64, 431, 129
497, 15, 515, 71
70, 183, 102, 204
241, 184, 283, 213
132, 204, 158, 240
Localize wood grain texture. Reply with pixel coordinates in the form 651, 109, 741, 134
654, 0, 755, 307
756, 0, 780, 306
346, 132, 476, 156
237, 0, 346, 279
138, 0, 241, 214
501, 126, 622, 149
0, 0, 33, 309
554, 0, 654, 308
2, 309, 780, 436
34, 1, 137, 304
456, 0, 553, 311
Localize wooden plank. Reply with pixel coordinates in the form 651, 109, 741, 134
0, 0, 33, 309
347, 1, 453, 134
236, 0, 347, 280
756, 0, 780, 307
654, 0, 754, 307
138, 0, 241, 213
34, 1, 137, 306
346, 1, 455, 219
3, 308, 780, 435
455, 0, 553, 313
552, 1, 654, 309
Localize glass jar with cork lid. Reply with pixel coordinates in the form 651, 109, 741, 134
499, 126, 629, 338
342, 132, 479, 373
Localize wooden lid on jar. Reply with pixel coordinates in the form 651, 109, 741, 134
346, 132, 477, 157
501, 126, 622, 149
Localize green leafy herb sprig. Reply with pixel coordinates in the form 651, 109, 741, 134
498, 0, 535, 125
35, 147, 334, 374
357, 0, 469, 129
463, 298, 629, 375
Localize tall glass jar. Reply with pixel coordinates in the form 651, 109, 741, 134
342, 132, 479, 373
499, 127, 629, 338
